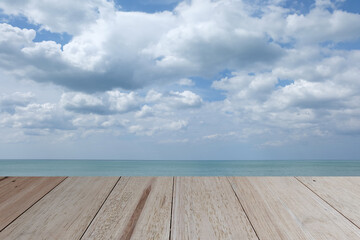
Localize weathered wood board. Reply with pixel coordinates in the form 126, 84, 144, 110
171, 177, 258, 240
0, 177, 65, 231
229, 177, 360, 240
0, 177, 119, 240
82, 177, 173, 240
297, 177, 360, 228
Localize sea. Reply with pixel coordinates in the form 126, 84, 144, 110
0, 160, 360, 176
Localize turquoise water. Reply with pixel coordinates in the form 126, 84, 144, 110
0, 160, 360, 176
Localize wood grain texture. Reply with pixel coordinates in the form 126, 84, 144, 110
0, 177, 65, 231
0, 177, 119, 240
297, 177, 360, 228
82, 177, 173, 240
171, 177, 258, 240
229, 177, 360, 240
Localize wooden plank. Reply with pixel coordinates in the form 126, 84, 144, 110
297, 177, 360, 228
229, 177, 360, 240
0, 177, 119, 240
82, 177, 173, 240
0, 177, 65, 231
171, 177, 258, 240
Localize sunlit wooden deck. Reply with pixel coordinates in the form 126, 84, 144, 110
0, 177, 359, 239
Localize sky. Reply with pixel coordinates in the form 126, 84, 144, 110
0, 0, 360, 160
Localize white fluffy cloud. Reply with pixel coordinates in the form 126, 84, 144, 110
0, 103, 73, 133
60, 90, 141, 115
2, 0, 359, 93
259, 2, 360, 45
144, 0, 284, 75
0, 88, 202, 139
286, 8, 360, 44
60, 89, 202, 115
165, 91, 203, 108
1, 0, 359, 93
212, 46, 360, 138
0, 0, 285, 92
0, 0, 115, 34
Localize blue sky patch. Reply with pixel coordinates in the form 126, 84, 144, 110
330, 40, 360, 50
187, 76, 226, 102
338, 0, 360, 14
34, 31, 72, 46
114, 0, 181, 13
276, 79, 294, 88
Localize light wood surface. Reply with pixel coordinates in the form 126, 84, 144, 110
229, 177, 360, 240
0, 177, 65, 231
82, 177, 173, 240
0, 177, 119, 240
171, 177, 258, 240
297, 177, 360, 228
1, 177, 360, 239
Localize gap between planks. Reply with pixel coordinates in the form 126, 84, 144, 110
79, 177, 121, 240
226, 177, 260, 240
169, 177, 175, 240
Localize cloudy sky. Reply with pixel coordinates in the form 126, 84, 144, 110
0, 0, 360, 160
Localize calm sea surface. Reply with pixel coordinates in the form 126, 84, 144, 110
0, 160, 360, 176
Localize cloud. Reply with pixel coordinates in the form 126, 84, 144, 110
0, 0, 115, 34
128, 119, 188, 136
266, 80, 353, 110
0, 0, 285, 92
0, 88, 203, 140
71, 114, 126, 130
285, 8, 360, 44
145, 0, 284, 76
0, 92, 34, 114
0, 23, 35, 49
335, 117, 360, 135
144, 89, 203, 109
0, 23, 36, 74
163, 119, 188, 131
203, 131, 236, 140
166, 91, 203, 108
259, 1, 360, 45
135, 105, 154, 118
1, 103, 74, 132
261, 140, 285, 147
212, 73, 277, 102
1, 0, 359, 95
211, 46, 360, 140
177, 78, 195, 86
60, 90, 140, 115
60, 92, 110, 115
60, 89, 202, 116
1, 0, 360, 155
